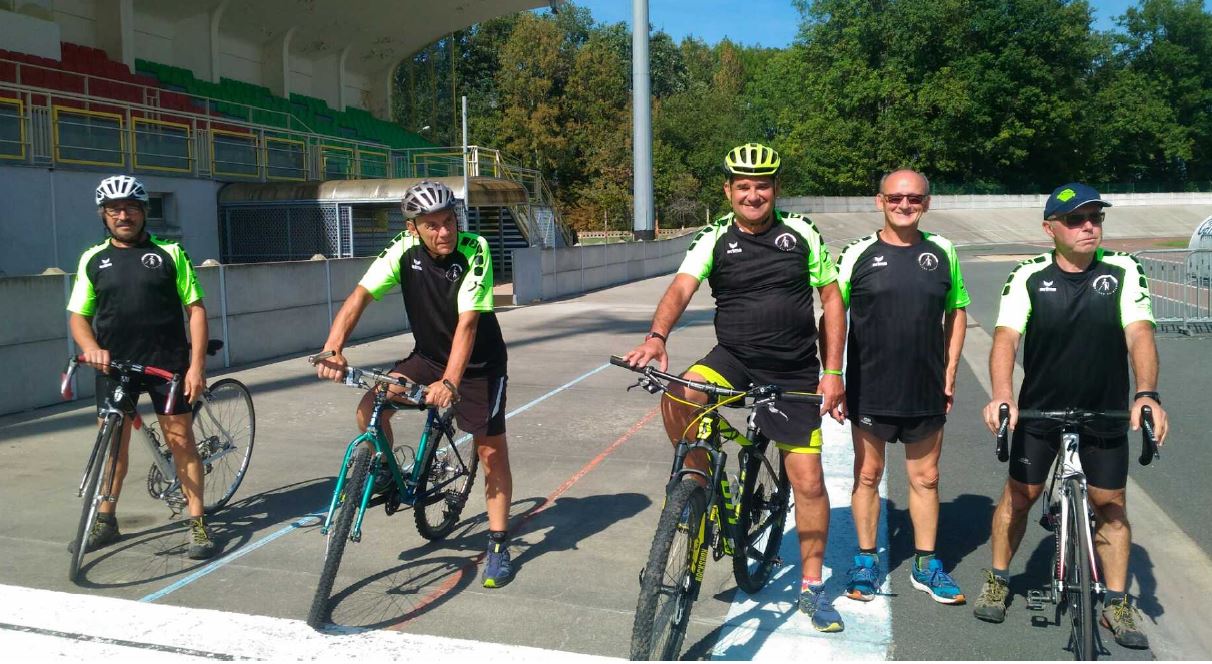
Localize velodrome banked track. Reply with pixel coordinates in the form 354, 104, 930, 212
2, 251, 1211, 661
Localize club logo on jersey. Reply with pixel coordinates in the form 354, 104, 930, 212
99, 258, 112, 270
872, 255, 888, 267
1039, 280, 1057, 292
860, 416, 873, 426
445, 263, 465, 282
140, 253, 163, 269
411, 258, 423, 272
918, 252, 939, 271
726, 241, 742, 255
1093, 274, 1119, 295
774, 233, 798, 252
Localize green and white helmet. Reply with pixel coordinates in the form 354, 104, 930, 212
402, 180, 458, 220
724, 143, 781, 177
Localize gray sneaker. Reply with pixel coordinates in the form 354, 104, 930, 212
1101, 595, 1149, 649
972, 569, 1009, 623
84, 513, 120, 552
187, 517, 217, 560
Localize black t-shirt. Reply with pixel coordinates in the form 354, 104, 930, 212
360, 231, 507, 376
995, 249, 1155, 433
677, 211, 838, 371
836, 231, 970, 416
67, 235, 204, 372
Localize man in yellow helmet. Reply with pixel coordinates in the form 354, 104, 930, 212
624, 143, 849, 632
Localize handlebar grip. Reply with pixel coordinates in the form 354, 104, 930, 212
609, 355, 635, 369
1139, 405, 1159, 466
780, 391, 823, 405
996, 403, 1010, 462
164, 376, 181, 415
309, 350, 336, 364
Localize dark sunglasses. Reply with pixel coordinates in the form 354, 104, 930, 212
882, 193, 927, 205
1051, 211, 1105, 228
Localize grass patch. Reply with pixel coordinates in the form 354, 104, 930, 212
1155, 239, 1189, 248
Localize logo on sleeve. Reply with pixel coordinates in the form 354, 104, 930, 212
141, 253, 163, 269
1038, 280, 1057, 292
872, 255, 888, 267
1093, 274, 1119, 295
917, 252, 939, 271
774, 233, 798, 252
411, 258, 423, 271
726, 241, 743, 255
445, 263, 465, 282
99, 258, 113, 270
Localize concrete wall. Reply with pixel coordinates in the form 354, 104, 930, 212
512, 233, 696, 304
0, 257, 408, 416
780, 192, 1212, 214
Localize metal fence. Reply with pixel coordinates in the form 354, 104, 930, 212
1133, 249, 1212, 333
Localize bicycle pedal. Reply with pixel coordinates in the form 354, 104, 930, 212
1026, 589, 1048, 610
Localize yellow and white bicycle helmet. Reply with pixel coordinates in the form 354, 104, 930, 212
724, 143, 781, 177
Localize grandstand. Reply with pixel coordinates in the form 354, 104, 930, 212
0, 0, 565, 278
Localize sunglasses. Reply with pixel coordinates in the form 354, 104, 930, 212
882, 193, 927, 205
1051, 211, 1105, 228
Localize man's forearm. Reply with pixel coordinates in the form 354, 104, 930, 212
187, 304, 208, 369
988, 327, 1019, 401
818, 285, 846, 371
944, 308, 967, 383
69, 313, 100, 352
1126, 322, 1159, 392
324, 287, 373, 352
649, 274, 697, 337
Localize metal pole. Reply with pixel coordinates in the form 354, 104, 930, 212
461, 95, 469, 232
632, 0, 654, 241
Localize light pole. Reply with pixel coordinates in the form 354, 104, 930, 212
632, 0, 654, 241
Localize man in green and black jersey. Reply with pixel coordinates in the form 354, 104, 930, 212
973, 183, 1171, 648
624, 143, 849, 632
315, 180, 515, 588
67, 175, 216, 559
836, 169, 970, 606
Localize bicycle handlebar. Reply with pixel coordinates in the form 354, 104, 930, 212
61, 356, 182, 415
995, 404, 1159, 466
308, 350, 429, 407
608, 355, 822, 405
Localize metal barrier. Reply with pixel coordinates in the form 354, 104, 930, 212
1133, 249, 1212, 333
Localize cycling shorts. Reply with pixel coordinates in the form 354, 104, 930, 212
393, 353, 507, 437
95, 372, 192, 417
1009, 427, 1129, 490
853, 413, 946, 445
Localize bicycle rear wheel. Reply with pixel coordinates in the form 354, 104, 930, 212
193, 378, 255, 513
307, 445, 370, 629
413, 425, 479, 541
69, 415, 120, 583
1064, 479, 1096, 660
631, 478, 708, 661
732, 438, 790, 593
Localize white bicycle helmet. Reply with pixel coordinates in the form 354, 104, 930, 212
401, 180, 458, 219
95, 175, 149, 206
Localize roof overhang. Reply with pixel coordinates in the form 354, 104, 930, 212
218, 176, 528, 207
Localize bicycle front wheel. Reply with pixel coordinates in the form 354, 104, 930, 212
70, 415, 120, 583
631, 478, 708, 661
193, 378, 255, 513
1064, 478, 1096, 660
732, 438, 790, 593
413, 426, 479, 541
307, 445, 370, 629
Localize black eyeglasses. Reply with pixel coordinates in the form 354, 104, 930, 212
882, 193, 927, 205
1051, 211, 1105, 228
102, 204, 143, 218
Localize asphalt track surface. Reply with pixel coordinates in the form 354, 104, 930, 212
1, 249, 1209, 661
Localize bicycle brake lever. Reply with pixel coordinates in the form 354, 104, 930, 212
627, 377, 662, 394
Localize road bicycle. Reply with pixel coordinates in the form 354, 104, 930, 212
611, 356, 821, 661
995, 404, 1158, 660
62, 339, 255, 583
306, 351, 478, 629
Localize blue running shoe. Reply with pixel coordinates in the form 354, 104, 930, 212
482, 540, 514, 588
845, 553, 879, 602
798, 584, 845, 632
910, 558, 965, 604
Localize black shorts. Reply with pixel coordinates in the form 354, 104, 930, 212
95, 372, 191, 417
395, 354, 507, 437
1009, 427, 1129, 490
853, 413, 946, 444
688, 345, 822, 451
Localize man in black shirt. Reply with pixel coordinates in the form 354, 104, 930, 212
316, 180, 514, 588
67, 175, 215, 559
835, 170, 969, 606
973, 183, 1170, 649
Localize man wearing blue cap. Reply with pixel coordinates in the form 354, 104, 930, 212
972, 183, 1170, 649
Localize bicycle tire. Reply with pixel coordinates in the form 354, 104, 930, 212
732, 438, 789, 593
307, 445, 370, 629
193, 378, 256, 513
69, 415, 119, 583
631, 478, 708, 661
413, 425, 479, 541
1064, 478, 1096, 660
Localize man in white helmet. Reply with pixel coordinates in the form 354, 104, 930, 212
316, 180, 515, 588
67, 175, 216, 559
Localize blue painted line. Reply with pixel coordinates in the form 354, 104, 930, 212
139, 362, 614, 603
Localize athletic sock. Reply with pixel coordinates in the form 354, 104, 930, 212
991, 567, 1010, 583
914, 550, 935, 571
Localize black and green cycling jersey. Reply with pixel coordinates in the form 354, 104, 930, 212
66, 235, 204, 372
995, 248, 1154, 431
836, 230, 970, 417
677, 211, 837, 370
359, 231, 506, 376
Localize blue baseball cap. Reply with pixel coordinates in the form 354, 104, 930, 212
1044, 182, 1111, 219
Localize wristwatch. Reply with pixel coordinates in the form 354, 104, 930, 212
645, 331, 667, 343
1133, 390, 1160, 404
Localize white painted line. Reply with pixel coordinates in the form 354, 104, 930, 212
0, 584, 618, 662
712, 416, 892, 660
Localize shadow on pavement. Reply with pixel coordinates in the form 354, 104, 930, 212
885, 493, 995, 574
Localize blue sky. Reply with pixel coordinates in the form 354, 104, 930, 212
562, 1, 1208, 48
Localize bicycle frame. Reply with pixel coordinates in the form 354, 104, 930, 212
1037, 428, 1104, 606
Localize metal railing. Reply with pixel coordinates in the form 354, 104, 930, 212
1133, 249, 1212, 333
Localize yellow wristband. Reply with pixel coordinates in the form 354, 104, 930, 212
822, 369, 843, 376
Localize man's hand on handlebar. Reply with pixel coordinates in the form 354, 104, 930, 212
983, 398, 1018, 434
819, 373, 846, 423
315, 349, 348, 383
622, 337, 668, 373
1131, 396, 1168, 445
80, 348, 111, 374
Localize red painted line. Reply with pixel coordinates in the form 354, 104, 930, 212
390, 405, 662, 627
